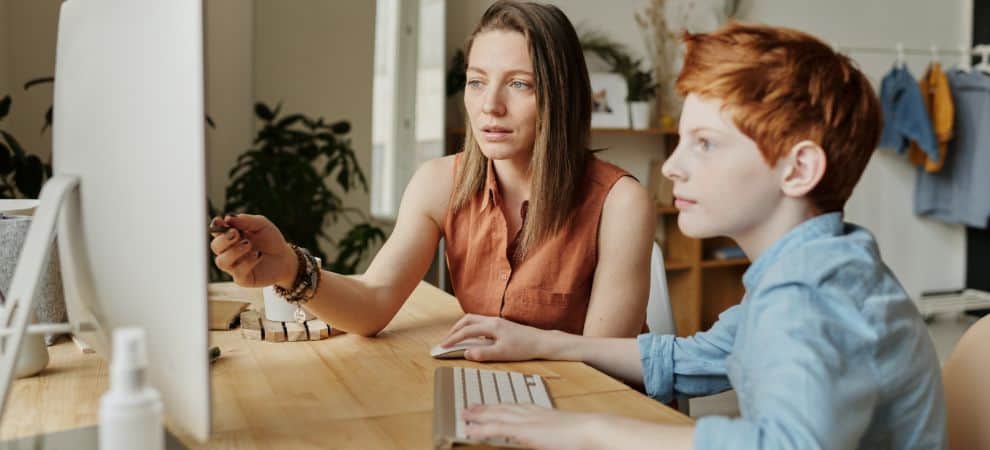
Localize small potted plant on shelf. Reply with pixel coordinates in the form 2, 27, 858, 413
626, 68, 658, 130
580, 30, 658, 129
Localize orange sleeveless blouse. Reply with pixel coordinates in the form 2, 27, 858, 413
442, 153, 631, 335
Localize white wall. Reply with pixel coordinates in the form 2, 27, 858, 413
447, 0, 971, 300
735, 0, 970, 300
0, 1, 9, 99
253, 0, 382, 268
204, 0, 254, 211
1, 0, 59, 164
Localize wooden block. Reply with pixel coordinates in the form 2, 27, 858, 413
209, 299, 250, 330
239, 310, 263, 340
240, 327, 262, 340
260, 318, 286, 342
305, 319, 329, 340
284, 321, 308, 342
239, 310, 262, 330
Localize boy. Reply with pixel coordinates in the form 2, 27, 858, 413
439, 22, 946, 450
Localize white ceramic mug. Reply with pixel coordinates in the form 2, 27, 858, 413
262, 286, 315, 322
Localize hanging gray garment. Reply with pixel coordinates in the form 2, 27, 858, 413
914, 69, 990, 228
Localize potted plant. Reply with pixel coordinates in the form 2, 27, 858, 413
0, 95, 52, 199
222, 102, 385, 276
579, 30, 657, 129
626, 68, 658, 129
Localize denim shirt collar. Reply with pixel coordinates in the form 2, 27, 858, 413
742, 212, 844, 291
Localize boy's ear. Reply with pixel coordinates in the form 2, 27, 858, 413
780, 140, 827, 198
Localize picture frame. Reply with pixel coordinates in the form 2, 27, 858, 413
589, 72, 628, 128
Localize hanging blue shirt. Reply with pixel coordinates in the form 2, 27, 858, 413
914, 69, 990, 228
879, 65, 939, 161
637, 212, 946, 449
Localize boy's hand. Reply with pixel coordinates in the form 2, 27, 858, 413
439, 314, 550, 362
463, 404, 603, 450
464, 405, 693, 450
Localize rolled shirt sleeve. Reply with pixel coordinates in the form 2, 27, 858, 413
638, 304, 742, 403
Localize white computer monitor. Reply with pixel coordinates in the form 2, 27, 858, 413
0, 0, 211, 443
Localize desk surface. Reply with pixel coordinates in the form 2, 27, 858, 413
2, 282, 690, 449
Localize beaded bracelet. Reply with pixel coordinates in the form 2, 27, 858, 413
272, 245, 321, 322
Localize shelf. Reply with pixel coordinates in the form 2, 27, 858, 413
663, 258, 693, 271
700, 258, 750, 269
448, 127, 677, 137
591, 127, 676, 136
657, 205, 678, 215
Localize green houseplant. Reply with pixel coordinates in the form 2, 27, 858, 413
222, 102, 385, 276
580, 30, 658, 128
0, 94, 52, 199
579, 30, 657, 102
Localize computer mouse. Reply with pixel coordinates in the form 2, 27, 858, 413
430, 337, 494, 359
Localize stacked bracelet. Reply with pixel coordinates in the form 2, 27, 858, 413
272, 245, 321, 305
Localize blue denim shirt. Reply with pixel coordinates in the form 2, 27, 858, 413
879, 65, 939, 161
638, 213, 946, 449
915, 69, 990, 228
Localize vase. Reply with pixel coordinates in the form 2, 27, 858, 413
629, 101, 652, 130
262, 286, 315, 323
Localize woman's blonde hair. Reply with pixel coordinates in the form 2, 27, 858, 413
451, 0, 592, 260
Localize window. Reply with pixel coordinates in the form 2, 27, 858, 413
371, 0, 446, 222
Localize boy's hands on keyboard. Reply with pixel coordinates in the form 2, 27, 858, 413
439, 314, 550, 362
462, 404, 598, 450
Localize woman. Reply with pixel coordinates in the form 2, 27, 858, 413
209, 0, 655, 338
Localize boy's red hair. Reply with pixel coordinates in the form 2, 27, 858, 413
677, 23, 881, 212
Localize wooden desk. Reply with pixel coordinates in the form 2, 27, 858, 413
2, 282, 690, 449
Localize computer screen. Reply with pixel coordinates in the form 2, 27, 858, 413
51, 0, 210, 442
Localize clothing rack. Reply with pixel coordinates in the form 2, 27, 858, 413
834, 43, 990, 71
835, 44, 986, 55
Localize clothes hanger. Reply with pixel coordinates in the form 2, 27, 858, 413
975, 45, 990, 74
895, 42, 906, 68
955, 45, 973, 72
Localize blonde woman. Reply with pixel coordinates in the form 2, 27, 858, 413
209, 0, 655, 338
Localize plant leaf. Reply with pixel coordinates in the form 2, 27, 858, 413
42, 106, 53, 133
1, 131, 26, 158
15, 155, 44, 198
254, 102, 274, 121
330, 120, 350, 134
275, 114, 305, 129
23, 76, 54, 90
0, 96, 10, 121
0, 143, 13, 175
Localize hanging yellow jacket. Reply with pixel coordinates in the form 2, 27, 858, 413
908, 62, 954, 172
